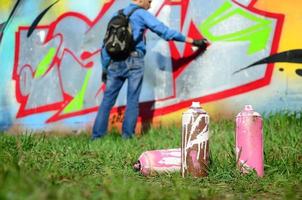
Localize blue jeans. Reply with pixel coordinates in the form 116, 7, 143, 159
92, 53, 144, 139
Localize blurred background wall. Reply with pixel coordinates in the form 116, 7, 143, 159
0, 0, 301, 133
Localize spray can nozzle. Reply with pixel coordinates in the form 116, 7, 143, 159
133, 160, 141, 171
190, 102, 201, 108
244, 105, 253, 111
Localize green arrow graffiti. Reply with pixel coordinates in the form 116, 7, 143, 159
34, 47, 56, 78
63, 69, 93, 114
200, 1, 272, 54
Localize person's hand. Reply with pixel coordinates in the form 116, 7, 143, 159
102, 69, 107, 83
192, 38, 209, 50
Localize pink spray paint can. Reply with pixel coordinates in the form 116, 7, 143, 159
133, 148, 181, 176
236, 105, 264, 177
181, 102, 210, 177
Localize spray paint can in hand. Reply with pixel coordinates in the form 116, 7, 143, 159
236, 105, 264, 177
133, 148, 181, 176
181, 102, 210, 177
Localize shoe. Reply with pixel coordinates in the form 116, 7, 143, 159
121, 134, 134, 139
91, 134, 105, 141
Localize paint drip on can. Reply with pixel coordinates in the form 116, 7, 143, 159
235, 105, 264, 177
133, 148, 181, 176
181, 102, 210, 177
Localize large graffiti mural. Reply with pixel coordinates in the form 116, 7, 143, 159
0, 0, 301, 133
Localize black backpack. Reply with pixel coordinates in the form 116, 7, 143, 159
103, 7, 141, 61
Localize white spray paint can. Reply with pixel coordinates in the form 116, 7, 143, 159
181, 102, 210, 177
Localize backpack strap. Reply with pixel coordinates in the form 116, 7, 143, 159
124, 7, 142, 19
118, 9, 124, 16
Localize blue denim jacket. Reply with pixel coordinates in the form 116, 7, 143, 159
101, 3, 186, 70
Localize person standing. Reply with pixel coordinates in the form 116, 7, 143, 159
92, 0, 208, 139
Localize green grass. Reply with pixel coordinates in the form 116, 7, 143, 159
0, 113, 301, 200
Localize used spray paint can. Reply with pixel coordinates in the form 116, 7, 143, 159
181, 102, 210, 177
235, 105, 264, 177
133, 148, 181, 176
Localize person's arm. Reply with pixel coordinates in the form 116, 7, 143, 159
100, 47, 111, 83
141, 10, 208, 49
101, 47, 111, 70
142, 11, 186, 41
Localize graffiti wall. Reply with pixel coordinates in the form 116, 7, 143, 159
0, 0, 301, 133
